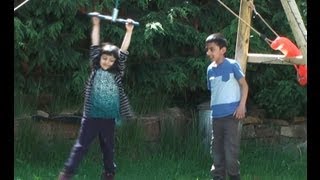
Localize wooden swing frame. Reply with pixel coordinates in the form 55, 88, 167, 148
233, 0, 307, 74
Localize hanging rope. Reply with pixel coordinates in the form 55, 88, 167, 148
247, 0, 279, 37
14, 0, 30, 12
216, 0, 273, 45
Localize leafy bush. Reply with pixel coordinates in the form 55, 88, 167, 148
247, 64, 307, 120
14, 0, 307, 119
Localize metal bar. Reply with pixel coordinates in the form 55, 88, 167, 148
88, 12, 140, 26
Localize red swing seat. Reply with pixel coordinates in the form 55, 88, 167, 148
270, 36, 307, 86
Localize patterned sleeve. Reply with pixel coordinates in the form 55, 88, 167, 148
118, 50, 129, 77
89, 45, 101, 66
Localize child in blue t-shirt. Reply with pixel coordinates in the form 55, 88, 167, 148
206, 33, 249, 180
58, 13, 135, 180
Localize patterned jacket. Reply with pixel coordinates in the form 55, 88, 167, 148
82, 45, 134, 120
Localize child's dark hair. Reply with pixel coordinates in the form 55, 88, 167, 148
100, 42, 120, 72
101, 42, 120, 59
205, 33, 228, 49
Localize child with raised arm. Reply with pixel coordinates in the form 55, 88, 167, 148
58, 14, 135, 180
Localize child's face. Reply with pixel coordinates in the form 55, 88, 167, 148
100, 54, 116, 70
206, 42, 225, 63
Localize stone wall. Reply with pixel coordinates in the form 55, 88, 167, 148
197, 101, 307, 140
14, 107, 307, 148
242, 105, 307, 140
242, 116, 306, 140
14, 111, 81, 140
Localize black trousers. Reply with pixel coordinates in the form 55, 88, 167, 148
211, 115, 242, 179
63, 117, 116, 175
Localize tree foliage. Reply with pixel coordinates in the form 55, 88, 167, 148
14, 0, 307, 118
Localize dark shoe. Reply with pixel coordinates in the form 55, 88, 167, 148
101, 172, 115, 180
212, 176, 225, 180
229, 174, 240, 180
58, 171, 73, 180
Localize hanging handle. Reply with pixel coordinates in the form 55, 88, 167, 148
88, 12, 140, 26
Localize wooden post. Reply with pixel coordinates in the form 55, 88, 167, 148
280, 0, 307, 65
234, 0, 253, 74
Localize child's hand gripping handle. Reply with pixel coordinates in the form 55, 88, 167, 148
115, 18, 140, 26
88, 12, 140, 26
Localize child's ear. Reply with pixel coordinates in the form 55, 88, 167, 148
221, 47, 227, 54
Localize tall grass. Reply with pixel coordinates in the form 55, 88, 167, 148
14, 94, 306, 180
158, 110, 211, 162
127, 89, 171, 115
14, 93, 37, 118
14, 115, 307, 180
115, 120, 148, 158
14, 76, 83, 119
240, 139, 307, 180
14, 118, 74, 166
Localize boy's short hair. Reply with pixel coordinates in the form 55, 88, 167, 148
205, 33, 228, 48
101, 43, 120, 60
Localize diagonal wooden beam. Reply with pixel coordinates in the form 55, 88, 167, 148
280, 0, 307, 65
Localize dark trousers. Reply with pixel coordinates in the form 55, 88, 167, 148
63, 117, 116, 175
211, 115, 242, 180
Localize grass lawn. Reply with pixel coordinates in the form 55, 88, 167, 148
14, 118, 306, 180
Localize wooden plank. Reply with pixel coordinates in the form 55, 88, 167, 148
280, 0, 307, 65
247, 53, 304, 65
234, 0, 253, 74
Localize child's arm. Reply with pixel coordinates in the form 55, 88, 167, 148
117, 19, 134, 77
89, 16, 101, 65
91, 16, 100, 46
234, 77, 248, 119
120, 19, 134, 52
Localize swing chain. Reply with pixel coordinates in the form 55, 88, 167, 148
216, 0, 273, 44
247, 0, 279, 37
115, 0, 120, 9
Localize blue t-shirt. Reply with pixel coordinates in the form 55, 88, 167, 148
207, 58, 245, 119
88, 68, 120, 119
